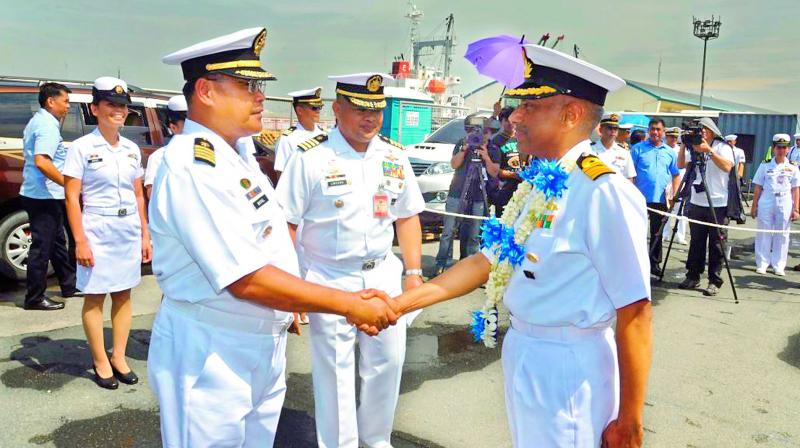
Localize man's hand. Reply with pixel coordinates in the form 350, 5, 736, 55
751, 206, 758, 219
345, 289, 398, 336
288, 313, 303, 335
792, 210, 799, 221
692, 138, 712, 154
142, 235, 153, 263
602, 418, 644, 448
402, 275, 424, 292
76, 241, 94, 267
475, 145, 489, 161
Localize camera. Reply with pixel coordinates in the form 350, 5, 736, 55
464, 115, 489, 162
681, 119, 704, 147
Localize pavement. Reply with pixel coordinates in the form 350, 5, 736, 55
1, 227, 799, 447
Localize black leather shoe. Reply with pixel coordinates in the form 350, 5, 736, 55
111, 365, 139, 385
60, 290, 85, 298
93, 367, 119, 390
678, 278, 700, 290
703, 284, 720, 296
23, 297, 65, 311
650, 266, 663, 277
793, 264, 800, 272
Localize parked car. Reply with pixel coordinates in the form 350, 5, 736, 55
405, 114, 492, 233
0, 77, 171, 281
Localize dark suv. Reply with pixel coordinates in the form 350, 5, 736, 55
0, 77, 172, 281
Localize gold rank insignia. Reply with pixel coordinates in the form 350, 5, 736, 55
523, 50, 533, 78
379, 134, 404, 150
577, 153, 613, 180
193, 137, 216, 167
298, 133, 328, 152
281, 126, 297, 137
253, 29, 267, 56
366, 75, 383, 93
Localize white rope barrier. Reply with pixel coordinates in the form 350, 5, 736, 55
424, 206, 800, 234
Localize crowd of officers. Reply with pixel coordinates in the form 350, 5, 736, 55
12, 24, 795, 448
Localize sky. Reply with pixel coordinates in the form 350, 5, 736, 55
1, 0, 798, 113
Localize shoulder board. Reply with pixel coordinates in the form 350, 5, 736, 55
281, 126, 297, 137
576, 153, 613, 181
254, 130, 279, 148
193, 137, 215, 167
298, 133, 328, 152
379, 134, 405, 150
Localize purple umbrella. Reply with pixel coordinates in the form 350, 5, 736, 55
464, 34, 530, 88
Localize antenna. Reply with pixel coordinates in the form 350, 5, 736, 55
405, 1, 424, 68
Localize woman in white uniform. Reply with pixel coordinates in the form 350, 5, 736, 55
63, 77, 152, 389
751, 134, 800, 276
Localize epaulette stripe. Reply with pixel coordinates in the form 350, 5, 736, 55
379, 134, 404, 150
576, 153, 613, 181
297, 133, 328, 152
193, 137, 215, 167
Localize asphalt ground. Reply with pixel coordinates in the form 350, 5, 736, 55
1, 222, 799, 447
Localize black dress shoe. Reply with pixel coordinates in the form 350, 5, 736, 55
678, 278, 701, 290
23, 297, 65, 311
650, 266, 663, 277
93, 367, 119, 390
111, 364, 139, 385
60, 290, 85, 298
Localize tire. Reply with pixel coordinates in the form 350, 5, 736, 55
0, 210, 31, 281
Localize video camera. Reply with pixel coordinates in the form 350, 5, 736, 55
464, 115, 491, 163
681, 119, 704, 147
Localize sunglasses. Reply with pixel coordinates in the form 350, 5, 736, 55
206, 74, 267, 94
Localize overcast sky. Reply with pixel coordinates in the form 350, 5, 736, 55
2, 0, 798, 112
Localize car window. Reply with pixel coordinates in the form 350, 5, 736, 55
61, 106, 83, 141
0, 93, 39, 138
425, 119, 465, 144
81, 103, 152, 146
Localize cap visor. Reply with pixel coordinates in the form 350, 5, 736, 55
96, 95, 132, 105
344, 96, 385, 110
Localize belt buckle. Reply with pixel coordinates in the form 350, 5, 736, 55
362, 260, 376, 271
117, 208, 127, 217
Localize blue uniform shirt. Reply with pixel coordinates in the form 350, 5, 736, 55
630, 139, 678, 203
19, 108, 68, 199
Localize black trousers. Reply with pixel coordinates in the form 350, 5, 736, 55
647, 202, 668, 269
685, 205, 729, 286
21, 197, 76, 304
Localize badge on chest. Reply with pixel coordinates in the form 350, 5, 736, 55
241, 178, 268, 209
321, 164, 353, 196
381, 159, 405, 194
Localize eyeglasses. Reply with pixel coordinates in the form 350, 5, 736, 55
206, 74, 266, 94
308, 106, 323, 111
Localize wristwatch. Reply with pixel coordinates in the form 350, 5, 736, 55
404, 268, 423, 277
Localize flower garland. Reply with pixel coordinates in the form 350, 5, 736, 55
470, 159, 575, 347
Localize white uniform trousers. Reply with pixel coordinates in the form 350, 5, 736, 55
502, 318, 619, 448
755, 195, 793, 271
304, 253, 406, 448
148, 299, 290, 448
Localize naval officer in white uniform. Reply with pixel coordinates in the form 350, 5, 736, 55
591, 112, 636, 180
144, 94, 187, 199
63, 77, 151, 389
273, 86, 326, 177
392, 45, 652, 448
752, 134, 800, 275
147, 28, 399, 448
277, 73, 425, 448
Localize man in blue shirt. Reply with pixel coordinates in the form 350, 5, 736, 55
19, 83, 80, 310
630, 118, 680, 277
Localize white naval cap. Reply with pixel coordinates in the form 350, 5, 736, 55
773, 133, 791, 146
92, 76, 131, 105
288, 87, 323, 106
666, 127, 681, 136
504, 44, 625, 106
162, 27, 275, 81
328, 73, 394, 110
167, 95, 188, 112
724, 134, 737, 141
794, 132, 800, 139
618, 123, 633, 130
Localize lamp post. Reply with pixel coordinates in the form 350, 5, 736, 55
693, 16, 722, 110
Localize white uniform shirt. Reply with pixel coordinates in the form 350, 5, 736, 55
733, 146, 746, 169
590, 141, 636, 178
688, 140, 735, 208
62, 128, 143, 208
787, 146, 800, 165
148, 120, 299, 321
752, 159, 800, 199
277, 128, 425, 264
483, 140, 651, 328
273, 123, 325, 173
143, 146, 166, 187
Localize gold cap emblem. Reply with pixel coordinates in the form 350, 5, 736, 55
114, 85, 124, 94
253, 29, 267, 56
314, 87, 322, 98
366, 75, 383, 93
523, 50, 533, 79
610, 114, 619, 122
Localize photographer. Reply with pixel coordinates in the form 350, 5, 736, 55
434, 115, 499, 275
677, 118, 735, 296
486, 106, 526, 216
